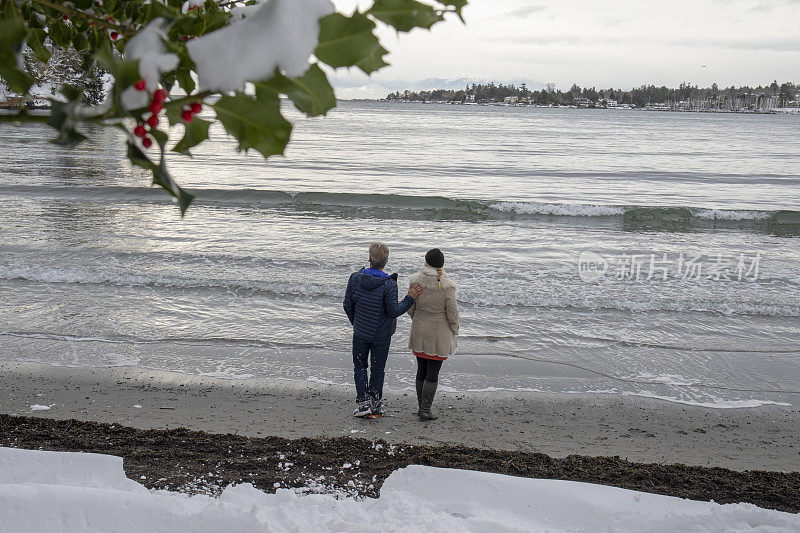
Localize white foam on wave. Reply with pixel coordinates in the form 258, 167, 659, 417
491, 202, 778, 222
489, 201, 625, 217
569, 389, 792, 409
625, 372, 699, 387
620, 391, 792, 409
17, 352, 141, 369
0, 264, 333, 298
693, 209, 773, 221
460, 289, 800, 317
1, 332, 134, 344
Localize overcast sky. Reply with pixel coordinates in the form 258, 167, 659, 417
331, 0, 800, 97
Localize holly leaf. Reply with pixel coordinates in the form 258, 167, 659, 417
163, 101, 184, 126
174, 48, 196, 95
152, 151, 194, 216
0, 20, 34, 93
354, 41, 390, 74
28, 29, 51, 63
255, 64, 336, 117
127, 140, 157, 171
98, 52, 140, 90
315, 12, 388, 74
172, 117, 210, 155
47, 87, 87, 147
95, 43, 141, 112
213, 92, 292, 159
149, 127, 169, 149
368, 0, 441, 32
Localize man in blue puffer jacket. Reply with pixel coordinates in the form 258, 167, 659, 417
344, 242, 422, 418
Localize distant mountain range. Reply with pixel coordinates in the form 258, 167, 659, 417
328, 74, 546, 100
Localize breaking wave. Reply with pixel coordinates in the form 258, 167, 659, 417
1, 184, 797, 232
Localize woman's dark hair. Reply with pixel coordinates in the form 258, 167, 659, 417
425, 248, 445, 268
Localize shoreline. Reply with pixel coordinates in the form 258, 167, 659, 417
376, 100, 800, 114
0, 362, 798, 472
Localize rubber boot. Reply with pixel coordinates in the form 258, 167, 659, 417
415, 380, 424, 416
418, 381, 439, 421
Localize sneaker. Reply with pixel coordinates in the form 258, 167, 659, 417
353, 400, 371, 418
370, 399, 386, 417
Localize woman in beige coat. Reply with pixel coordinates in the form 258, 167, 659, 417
407, 248, 459, 421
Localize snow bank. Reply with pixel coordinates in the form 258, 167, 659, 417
1, 447, 798, 533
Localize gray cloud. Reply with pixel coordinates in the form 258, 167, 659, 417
598, 16, 632, 27
683, 36, 800, 52
504, 5, 548, 18
485, 34, 800, 53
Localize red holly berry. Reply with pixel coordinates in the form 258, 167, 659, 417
62, 14, 69, 21
148, 101, 163, 114
146, 114, 159, 128
89, 22, 95, 27
153, 89, 167, 104
190, 102, 202, 114
110, 31, 120, 41
134, 79, 146, 91
142, 136, 153, 148
134, 125, 146, 138
181, 110, 194, 122
179, 35, 189, 42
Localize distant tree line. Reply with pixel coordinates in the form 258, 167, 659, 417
22, 43, 107, 106
385, 81, 799, 108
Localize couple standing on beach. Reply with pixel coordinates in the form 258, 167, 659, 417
343, 242, 460, 421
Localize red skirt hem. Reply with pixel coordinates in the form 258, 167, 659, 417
412, 350, 447, 361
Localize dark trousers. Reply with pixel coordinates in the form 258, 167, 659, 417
416, 356, 443, 383
352, 334, 391, 402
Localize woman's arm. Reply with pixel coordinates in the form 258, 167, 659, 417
445, 287, 459, 334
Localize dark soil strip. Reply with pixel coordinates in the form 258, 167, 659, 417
1, 414, 798, 513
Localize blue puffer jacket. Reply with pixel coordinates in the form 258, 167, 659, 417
343, 268, 414, 341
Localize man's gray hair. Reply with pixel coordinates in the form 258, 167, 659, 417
369, 242, 390, 270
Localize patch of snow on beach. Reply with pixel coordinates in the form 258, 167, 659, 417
29, 404, 53, 411
1, 447, 798, 532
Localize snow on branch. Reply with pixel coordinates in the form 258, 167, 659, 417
187, 0, 334, 93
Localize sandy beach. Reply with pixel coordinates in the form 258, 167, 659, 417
1, 362, 797, 473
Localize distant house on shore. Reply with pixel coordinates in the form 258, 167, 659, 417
574, 97, 591, 108
503, 96, 519, 104
645, 102, 672, 111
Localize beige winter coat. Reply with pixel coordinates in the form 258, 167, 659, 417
407, 265, 459, 357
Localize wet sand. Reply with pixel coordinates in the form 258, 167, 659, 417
1, 362, 797, 472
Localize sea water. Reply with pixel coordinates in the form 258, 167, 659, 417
1, 101, 798, 408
